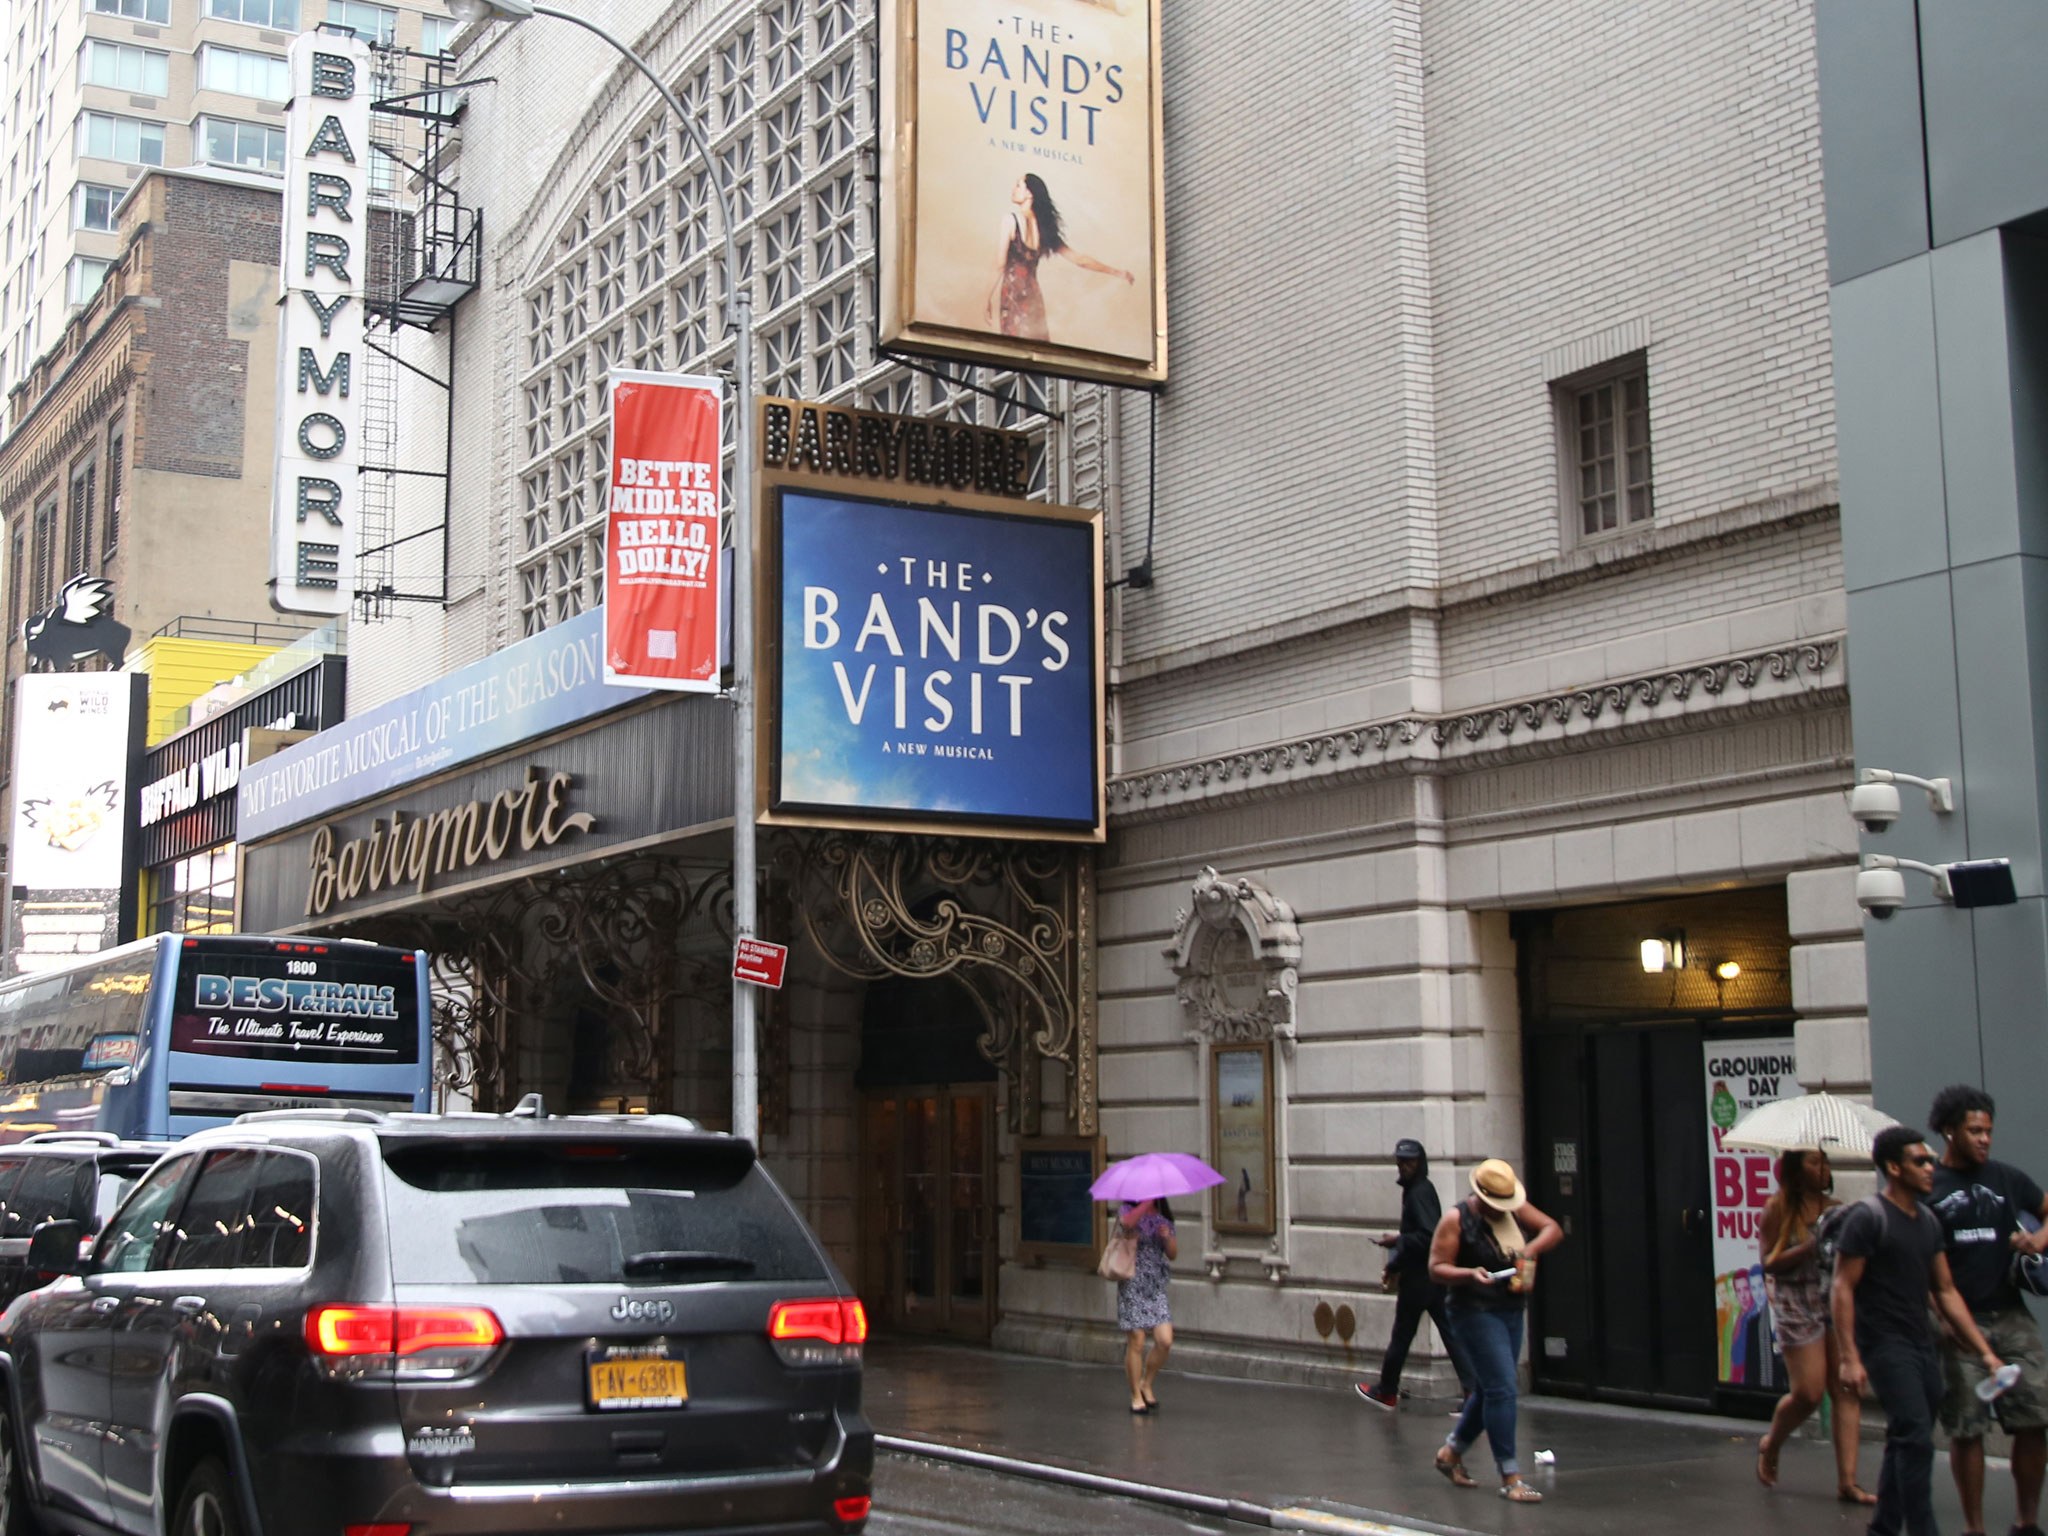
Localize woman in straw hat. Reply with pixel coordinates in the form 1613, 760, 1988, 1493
1428, 1158, 1564, 1502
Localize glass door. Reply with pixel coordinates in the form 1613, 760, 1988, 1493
858, 1084, 995, 1338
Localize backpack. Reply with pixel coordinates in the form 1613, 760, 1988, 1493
1814, 1193, 1887, 1289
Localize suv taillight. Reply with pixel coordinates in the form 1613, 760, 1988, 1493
305, 1304, 503, 1380
767, 1298, 866, 1367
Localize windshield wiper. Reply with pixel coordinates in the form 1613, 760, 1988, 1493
622, 1249, 757, 1278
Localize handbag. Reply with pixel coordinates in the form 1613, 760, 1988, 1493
1098, 1227, 1137, 1282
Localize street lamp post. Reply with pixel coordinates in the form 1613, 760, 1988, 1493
448, 0, 760, 1142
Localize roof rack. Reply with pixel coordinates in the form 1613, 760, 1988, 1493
18, 1131, 123, 1146
231, 1107, 390, 1126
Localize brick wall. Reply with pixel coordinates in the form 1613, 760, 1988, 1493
133, 175, 282, 481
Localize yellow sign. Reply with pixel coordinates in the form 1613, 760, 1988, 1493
881, 0, 1166, 386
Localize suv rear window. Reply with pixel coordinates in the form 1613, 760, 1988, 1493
380, 1142, 829, 1286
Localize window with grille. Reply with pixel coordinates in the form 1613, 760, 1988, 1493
208, 0, 301, 26
199, 45, 290, 102
77, 112, 164, 167
1560, 357, 1653, 540
90, 0, 169, 22
197, 117, 284, 173
513, 0, 1061, 638
28, 499, 56, 616
102, 424, 124, 559
82, 41, 170, 97
326, 0, 397, 44
66, 459, 96, 577
7, 522, 22, 633
75, 184, 120, 233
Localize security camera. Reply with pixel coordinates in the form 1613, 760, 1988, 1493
1856, 865, 1907, 919
1849, 781, 1901, 834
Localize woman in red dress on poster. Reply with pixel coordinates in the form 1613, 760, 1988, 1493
984, 173, 1134, 341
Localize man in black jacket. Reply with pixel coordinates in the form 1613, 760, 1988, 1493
1357, 1139, 1475, 1410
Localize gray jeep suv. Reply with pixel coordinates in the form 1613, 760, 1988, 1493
0, 1105, 872, 1536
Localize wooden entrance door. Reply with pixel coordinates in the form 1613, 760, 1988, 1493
858, 1085, 996, 1339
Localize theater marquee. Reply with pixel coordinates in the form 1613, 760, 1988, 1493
758, 399, 1104, 842
879, 0, 1166, 387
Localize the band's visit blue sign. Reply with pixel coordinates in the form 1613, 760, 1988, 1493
772, 490, 1100, 833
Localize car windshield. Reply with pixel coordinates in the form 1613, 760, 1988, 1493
379, 1141, 829, 1286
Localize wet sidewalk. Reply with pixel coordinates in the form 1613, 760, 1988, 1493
865, 1340, 1980, 1535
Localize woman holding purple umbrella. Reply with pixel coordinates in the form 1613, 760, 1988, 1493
1118, 1197, 1178, 1412
1091, 1152, 1221, 1415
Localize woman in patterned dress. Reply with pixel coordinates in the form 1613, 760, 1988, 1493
984, 174, 1135, 342
1117, 1196, 1177, 1413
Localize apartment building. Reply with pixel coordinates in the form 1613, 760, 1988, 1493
0, 0, 455, 405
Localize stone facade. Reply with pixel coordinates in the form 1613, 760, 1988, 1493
358, 0, 1860, 1399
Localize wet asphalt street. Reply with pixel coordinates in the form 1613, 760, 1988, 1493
866, 1340, 1989, 1536
873, 1457, 1235, 1536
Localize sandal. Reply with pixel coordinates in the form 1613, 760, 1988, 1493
1758, 1435, 1780, 1488
1838, 1484, 1876, 1507
1433, 1448, 1477, 1489
1500, 1479, 1543, 1503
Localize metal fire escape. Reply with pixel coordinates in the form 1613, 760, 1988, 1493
357, 43, 482, 620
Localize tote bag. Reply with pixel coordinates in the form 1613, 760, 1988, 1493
1098, 1227, 1137, 1282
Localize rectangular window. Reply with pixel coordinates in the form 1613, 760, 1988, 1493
7, 522, 22, 632
88, 0, 169, 22
77, 112, 164, 167
74, 183, 119, 231
1561, 358, 1654, 540
420, 13, 454, 52
67, 255, 110, 306
102, 424, 124, 559
205, 0, 301, 27
65, 458, 95, 576
198, 44, 289, 101
197, 116, 283, 173
28, 498, 56, 616
82, 40, 169, 96
326, 0, 397, 43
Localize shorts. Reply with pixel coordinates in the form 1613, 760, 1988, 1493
1766, 1270, 1830, 1350
1941, 1304, 2048, 1437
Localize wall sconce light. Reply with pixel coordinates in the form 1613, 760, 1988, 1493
1640, 933, 1685, 973
1714, 960, 1741, 981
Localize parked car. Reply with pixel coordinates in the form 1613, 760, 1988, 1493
0, 1133, 171, 1308
0, 1101, 872, 1536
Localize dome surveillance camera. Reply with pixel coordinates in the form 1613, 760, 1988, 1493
1850, 780, 1902, 834
1856, 865, 1907, 919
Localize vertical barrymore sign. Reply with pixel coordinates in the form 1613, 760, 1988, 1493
880, 0, 1165, 386
270, 31, 371, 616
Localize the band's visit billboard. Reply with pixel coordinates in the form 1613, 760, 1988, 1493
758, 399, 1104, 842
880, 0, 1166, 386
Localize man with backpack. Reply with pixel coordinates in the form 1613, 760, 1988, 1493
1835, 1124, 2007, 1536
1928, 1084, 2048, 1536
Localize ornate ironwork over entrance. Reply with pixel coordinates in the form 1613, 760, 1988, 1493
772, 832, 1097, 1137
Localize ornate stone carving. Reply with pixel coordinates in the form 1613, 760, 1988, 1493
1165, 866, 1302, 1050
1109, 639, 1843, 814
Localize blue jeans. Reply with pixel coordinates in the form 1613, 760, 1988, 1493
1446, 1305, 1523, 1477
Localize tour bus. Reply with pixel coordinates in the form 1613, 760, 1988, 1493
0, 933, 432, 1139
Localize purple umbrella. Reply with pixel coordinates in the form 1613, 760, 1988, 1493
1089, 1152, 1226, 1203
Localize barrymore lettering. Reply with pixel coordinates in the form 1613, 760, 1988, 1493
306, 767, 594, 916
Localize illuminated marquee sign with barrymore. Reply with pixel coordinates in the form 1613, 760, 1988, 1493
758, 399, 1103, 843
270, 32, 371, 616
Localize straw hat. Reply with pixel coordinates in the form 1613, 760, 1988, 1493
1470, 1158, 1526, 1213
